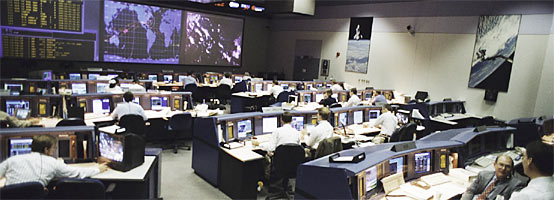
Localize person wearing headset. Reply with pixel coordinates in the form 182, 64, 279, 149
110, 92, 148, 121
0, 135, 108, 187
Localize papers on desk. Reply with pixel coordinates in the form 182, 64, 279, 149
420, 173, 449, 186
399, 184, 434, 200
222, 142, 245, 149
98, 125, 125, 134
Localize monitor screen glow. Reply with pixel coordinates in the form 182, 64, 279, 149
92, 99, 110, 114
88, 74, 100, 80
281, 84, 289, 90
415, 152, 432, 174
303, 94, 311, 102
291, 116, 304, 131
148, 75, 158, 81
5, 100, 30, 116
262, 117, 278, 134
4, 83, 23, 91
237, 120, 252, 138
255, 84, 262, 92
353, 110, 363, 124
369, 110, 381, 120
151, 97, 168, 110
366, 166, 378, 193
234, 76, 243, 83
315, 93, 324, 102
9, 138, 32, 157
71, 83, 87, 94
132, 97, 140, 104
178, 75, 186, 83
99, 132, 124, 162
97, 83, 109, 93
389, 157, 404, 175
163, 75, 173, 82
69, 73, 81, 80
338, 113, 347, 126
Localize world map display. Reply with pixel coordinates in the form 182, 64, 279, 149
103, 0, 182, 64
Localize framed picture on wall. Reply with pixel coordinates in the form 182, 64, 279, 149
345, 17, 373, 74
321, 59, 330, 76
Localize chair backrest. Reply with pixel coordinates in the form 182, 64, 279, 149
314, 136, 343, 159
0, 181, 45, 199
119, 114, 146, 136
169, 113, 193, 138
232, 81, 247, 93
216, 84, 232, 103
67, 106, 85, 120
390, 123, 417, 143
329, 103, 342, 108
52, 178, 105, 199
414, 91, 428, 101
276, 91, 295, 102
272, 143, 305, 178
56, 118, 86, 127
184, 84, 197, 92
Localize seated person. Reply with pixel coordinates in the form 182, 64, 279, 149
110, 92, 148, 121
0, 135, 108, 187
252, 112, 300, 152
371, 91, 387, 105
370, 104, 398, 142
0, 111, 41, 128
330, 80, 343, 91
104, 78, 123, 93
269, 80, 283, 99
344, 88, 361, 107
218, 72, 233, 89
303, 107, 333, 150
183, 71, 198, 87
243, 72, 252, 81
128, 79, 146, 93
510, 141, 554, 200
319, 89, 337, 107
461, 155, 526, 200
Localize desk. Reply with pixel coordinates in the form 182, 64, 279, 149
219, 142, 264, 199
231, 92, 271, 113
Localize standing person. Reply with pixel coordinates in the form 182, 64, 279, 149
104, 78, 123, 93
509, 141, 554, 200
0, 135, 108, 187
110, 92, 148, 121
344, 88, 361, 107
461, 155, 526, 200
319, 89, 337, 107
218, 73, 233, 89
370, 104, 398, 143
303, 107, 334, 150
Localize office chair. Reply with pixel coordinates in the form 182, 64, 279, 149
389, 123, 417, 143
184, 84, 200, 103
215, 84, 232, 104
508, 118, 541, 147
67, 106, 84, 120
167, 113, 193, 153
232, 81, 248, 93
269, 143, 306, 199
329, 103, 342, 108
50, 178, 107, 199
314, 136, 343, 159
276, 91, 296, 102
56, 118, 86, 126
0, 181, 45, 199
119, 114, 147, 138
414, 91, 429, 102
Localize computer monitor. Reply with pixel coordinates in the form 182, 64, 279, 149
148, 75, 158, 81
120, 83, 132, 91
88, 73, 100, 80
4, 83, 23, 92
467, 136, 482, 157
43, 71, 53, 81
255, 84, 263, 92
291, 116, 304, 131
15, 108, 30, 119
331, 93, 338, 99
288, 95, 297, 104
69, 73, 81, 80
414, 152, 432, 174
151, 97, 168, 110
338, 112, 347, 126
9, 138, 32, 156
365, 166, 378, 193
396, 112, 409, 125
92, 98, 110, 114
365, 93, 372, 100
132, 97, 140, 104
234, 76, 243, 83
315, 93, 324, 102
237, 119, 252, 139
415, 91, 428, 101
5, 100, 30, 116
281, 84, 289, 90
316, 83, 323, 88
262, 117, 278, 134
163, 75, 173, 83
98, 132, 145, 172
389, 156, 404, 175
303, 94, 311, 102
71, 83, 87, 94
326, 84, 332, 88
96, 83, 109, 93
307, 84, 313, 90
369, 110, 381, 120
353, 110, 363, 124
178, 75, 186, 83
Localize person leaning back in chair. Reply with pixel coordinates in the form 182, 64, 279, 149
0, 135, 108, 187
461, 155, 527, 200
370, 104, 398, 144
319, 89, 337, 107
302, 107, 334, 155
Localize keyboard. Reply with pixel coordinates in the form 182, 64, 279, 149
474, 157, 494, 167
504, 151, 521, 161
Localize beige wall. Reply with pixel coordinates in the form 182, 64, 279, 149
267, 15, 552, 120
533, 14, 554, 117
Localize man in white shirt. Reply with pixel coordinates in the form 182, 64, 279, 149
510, 141, 554, 200
344, 88, 361, 107
269, 80, 284, 99
304, 107, 334, 150
371, 91, 387, 105
0, 135, 108, 187
183, 72, 198, 86
330, 80, 343, 91
371, 104, 398, 137
218, 73, 233, 89
110, 92, 148, 121
128, 79, 146, 93
104, 78, 123, 93
252, 112, 300, 152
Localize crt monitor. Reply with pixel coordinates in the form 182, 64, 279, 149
262, 117, 278, 134
414, 152, 432, 174
234, 76, 243, 83
132, 97, 140, 104
5, 100, 30, 116
71, 83, 87, 94
9, 138, 33, 156
178, 75, 186, 83
120, 83, 132, 91
291, 116, 304, 131
69, 73, 81, 80
316, 83, 323, 88
88, 73, 100, 80
255, 84, 263, 92
4, 83, 23, 92
326, 84, 332, 88
98, 132, 145, 172
353, 110, 363, 124
236, 119, 252, 139
96, 83, 109, 93
15, 108, 30, 119
315, 93, 324, 102
303, 94, 311, 102
163, 75, 173, 83
365, 166, 378, 193
307, 84, 313, 90
338, 112, 347, 126
396, 112, 410, 125
92, 99, 110, 114
281, 84, 289, 90
151, 97, 168, 110
365, 93, 372, 100
148, 75, 158, 81
369, 110, 381, 120
389, 156, 404, 175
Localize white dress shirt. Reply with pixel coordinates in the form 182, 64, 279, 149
331, 84, 343, 91
0, 152, 100, 186
344, 95, 361, 107
104, 86, 123, 93
371, 111, 398, 136
110, 102, 148, 121
269, 85, 284, 98
127, 84, 146, 93
259, 124, 301, 152
305, 120, 334, 149
509, 176, 554, 200
218, 78, 233, 88
183, 76, 198, 86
